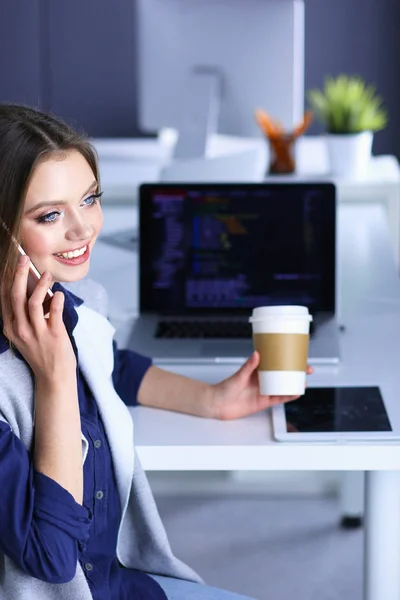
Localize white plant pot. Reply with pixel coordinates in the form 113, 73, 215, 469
326, 131, 373, 178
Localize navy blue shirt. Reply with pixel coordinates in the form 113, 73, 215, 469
0, 284, 167, 599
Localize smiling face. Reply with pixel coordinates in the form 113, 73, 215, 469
19, 150, 103, 285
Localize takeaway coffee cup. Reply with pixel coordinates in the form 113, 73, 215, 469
249, 306, 312, 396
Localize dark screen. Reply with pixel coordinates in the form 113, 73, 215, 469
284, 387, 392, 433
140, 184, 336, 314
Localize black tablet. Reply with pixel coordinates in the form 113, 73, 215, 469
272, 386, 398, 442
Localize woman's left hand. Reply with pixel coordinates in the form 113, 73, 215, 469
209, 351, 313, 420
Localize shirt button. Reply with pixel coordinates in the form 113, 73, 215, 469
94, 440, 101, 449
85, 562, 93, 572
95, 490, 104, 500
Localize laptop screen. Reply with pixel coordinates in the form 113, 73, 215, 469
139, 183, 336, 314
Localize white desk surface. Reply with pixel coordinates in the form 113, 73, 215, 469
94, 133, 400, 268
94, 134, 400, 268
93, 135, 400, 204
89, 203, 400, 471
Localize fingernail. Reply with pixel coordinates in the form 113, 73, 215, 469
19, 255, 29, 266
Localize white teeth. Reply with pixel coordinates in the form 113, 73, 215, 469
56, 245, 87, 259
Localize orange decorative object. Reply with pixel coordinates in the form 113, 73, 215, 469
255, 109, 313, 174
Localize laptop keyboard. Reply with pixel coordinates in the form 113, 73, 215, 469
156, 320, 252, 339
156, 319, 315, 339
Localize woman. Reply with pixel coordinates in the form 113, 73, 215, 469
0, 104, 311, 600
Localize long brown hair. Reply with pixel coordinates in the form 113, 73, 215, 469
0, 103, 100, 320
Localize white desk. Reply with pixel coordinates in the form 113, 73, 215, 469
87, 203, 400, 600
91, 202, 400, 470
93, 135, 400, 269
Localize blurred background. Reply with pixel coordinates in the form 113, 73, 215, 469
1, 0, 399, 156
2, 2, 400, 599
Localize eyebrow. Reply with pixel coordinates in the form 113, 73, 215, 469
24, 179, 98, 215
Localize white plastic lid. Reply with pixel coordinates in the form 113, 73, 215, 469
249, 305, 312, 323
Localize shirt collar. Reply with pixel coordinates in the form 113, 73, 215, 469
0, 282, 83, 356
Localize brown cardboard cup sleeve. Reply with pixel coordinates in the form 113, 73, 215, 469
253, 333, 309, 372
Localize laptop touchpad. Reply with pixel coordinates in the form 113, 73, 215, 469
201, 341, 253, 358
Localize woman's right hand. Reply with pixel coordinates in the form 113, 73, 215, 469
0, 255, 76, 384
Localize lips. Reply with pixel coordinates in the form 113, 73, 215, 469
55, 242, 91, 256
53, 244, 91, 266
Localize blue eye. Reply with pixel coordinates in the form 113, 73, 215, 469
83, 191, 103, 206
35, 191, 103, 225
36, 211, 61, 224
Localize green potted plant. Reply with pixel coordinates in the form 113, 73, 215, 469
307, 75, 388, 177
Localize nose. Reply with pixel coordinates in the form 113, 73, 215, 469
65, 212, 93, 242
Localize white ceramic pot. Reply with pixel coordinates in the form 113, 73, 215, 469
326, 131, 373, 178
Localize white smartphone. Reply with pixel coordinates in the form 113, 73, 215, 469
1, 219, 54, 313
16, 244, 54, 313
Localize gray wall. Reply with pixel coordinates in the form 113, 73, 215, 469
0, 0, 42, 107
305, 0, 400, 157
1, 0, 399, 156
0, 0, 139, 136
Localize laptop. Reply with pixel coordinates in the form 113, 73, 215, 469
128, 182, 340, 365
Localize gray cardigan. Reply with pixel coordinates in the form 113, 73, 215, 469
0, 279, 201, 600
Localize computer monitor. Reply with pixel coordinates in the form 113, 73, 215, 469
136, 0, 305, 157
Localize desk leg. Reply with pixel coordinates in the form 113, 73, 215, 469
364, 471, 400, 600
340, 471, 364, 527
